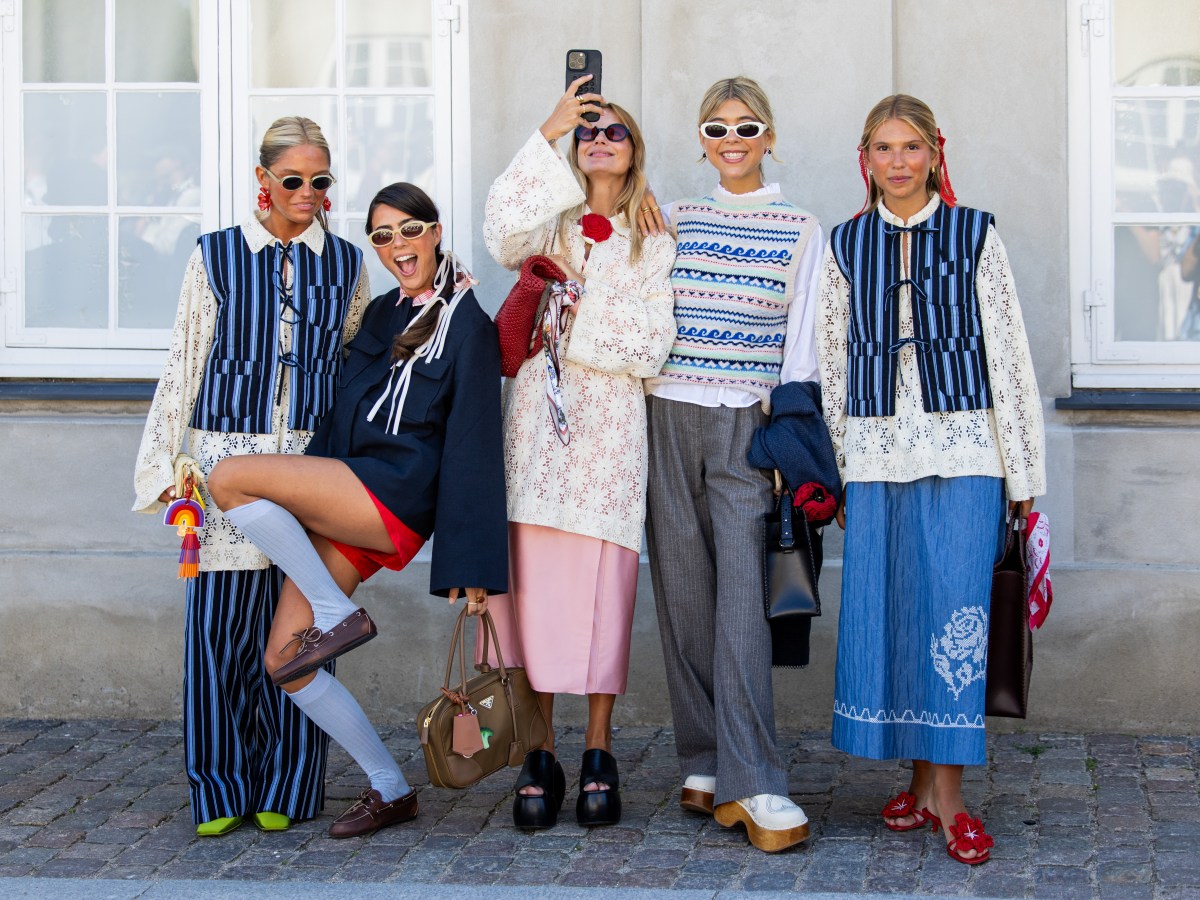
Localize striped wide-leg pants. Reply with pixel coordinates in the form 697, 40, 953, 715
183, 567, 331, 823
645, 396, 788, 806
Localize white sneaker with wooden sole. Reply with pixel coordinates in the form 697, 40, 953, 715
714, 794, 810, 852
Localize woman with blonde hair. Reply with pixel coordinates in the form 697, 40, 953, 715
817, 94, 1045, 864
483, 77, 676, 829
639, 75, 823, 853
133, 116, 369, 836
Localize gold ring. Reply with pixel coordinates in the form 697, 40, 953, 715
641, 206, 654, 213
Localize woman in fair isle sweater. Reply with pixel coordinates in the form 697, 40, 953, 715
638, 76, 822, 853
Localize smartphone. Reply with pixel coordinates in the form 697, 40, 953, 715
565, 49, 602, 122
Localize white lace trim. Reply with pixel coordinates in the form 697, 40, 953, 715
833, 702, 986, 730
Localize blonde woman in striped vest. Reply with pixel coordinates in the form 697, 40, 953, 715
132, 117, 368, 837
817, 94, 1045, 864
638, 76, 822, 853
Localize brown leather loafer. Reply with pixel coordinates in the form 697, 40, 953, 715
271, 608, 377, 686
328, 788, 418, 838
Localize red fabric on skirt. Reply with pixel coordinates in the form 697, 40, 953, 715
329, 487, 425, 581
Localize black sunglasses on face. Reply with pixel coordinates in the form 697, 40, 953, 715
265, 169, 336, 192
575, 123, 630, 143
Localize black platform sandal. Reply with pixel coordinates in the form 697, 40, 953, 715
576, 748, 621, 827
512, 749, 566, 830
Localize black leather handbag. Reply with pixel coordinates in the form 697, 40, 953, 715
985, 516, 1032, 718
763, 473, 822, 667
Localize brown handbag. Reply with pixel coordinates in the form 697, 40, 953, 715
417, 608, 549, 789
985, 516, 1032, 718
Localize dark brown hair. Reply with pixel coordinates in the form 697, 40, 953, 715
366, 182, 450, 363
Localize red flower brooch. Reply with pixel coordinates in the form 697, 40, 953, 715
579, 213, 613, 243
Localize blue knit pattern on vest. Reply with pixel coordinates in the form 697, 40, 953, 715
660, 195, 813, 400
830, 204, 993, 417
191, 226, 362, 434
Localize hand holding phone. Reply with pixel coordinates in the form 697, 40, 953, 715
539, 57, 605, 143
565, 50, 603, 122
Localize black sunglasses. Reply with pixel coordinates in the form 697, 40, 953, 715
265, 169, 336, 192
575, 123, 630, 143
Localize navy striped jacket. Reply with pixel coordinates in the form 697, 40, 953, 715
830, 204, 993, 417
190, 226, 362, 434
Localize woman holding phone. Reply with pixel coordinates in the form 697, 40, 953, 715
817, 94, 1044, 864
638, 76, 822, 853
482, 75, 675, 830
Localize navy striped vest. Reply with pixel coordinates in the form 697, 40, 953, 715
190, 226, 362, 434
830, 204, 993, 417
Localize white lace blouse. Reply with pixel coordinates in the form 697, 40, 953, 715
816, 196, 1046, 501
483, 130, 677, 553
131, 216, 370, 571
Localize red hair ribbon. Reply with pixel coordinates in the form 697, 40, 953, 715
936, 130, 957, 207
854, 146, 872, 217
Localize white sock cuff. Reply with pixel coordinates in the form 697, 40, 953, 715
287, 668, 333, 704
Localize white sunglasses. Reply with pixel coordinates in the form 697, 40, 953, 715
699, 121, 770, 140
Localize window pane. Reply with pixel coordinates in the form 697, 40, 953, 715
250, 0, 335, 88
24, 215, 109, 328
1114, 225, 1200, 341
24, 93, 108, 206
344, 97, 435, 211
119, 215, 200, 329
116, 0, 200, 82
346, 0, 433, 88
1114, 0, 1200, 86
116, 92, 202, 205
22, 0, 105, 83
339, 217, 388, 299
1114, 99, 1200, 213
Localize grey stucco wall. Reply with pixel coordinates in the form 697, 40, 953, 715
2, 1, 1199, 733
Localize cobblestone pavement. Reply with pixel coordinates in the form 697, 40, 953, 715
0, 718, 1197, 898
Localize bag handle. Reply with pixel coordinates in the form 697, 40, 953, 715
774, 470, 796, 551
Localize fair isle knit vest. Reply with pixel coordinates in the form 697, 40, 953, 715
651, 192, 818, 407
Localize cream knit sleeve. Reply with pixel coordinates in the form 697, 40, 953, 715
483, 130, 587, 270
341, 265, 371, 344
977, 226, 1046, 500
816, 244, 850, 477
131, 248, 217, 513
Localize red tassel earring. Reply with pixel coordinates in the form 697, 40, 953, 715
257, 185, 272, 211
936, 130, 957, 207
322, 196, 331, 212
854, 145, 872, 217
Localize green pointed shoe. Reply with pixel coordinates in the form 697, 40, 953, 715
253, 811, 291, 832
195, 815, 243, 837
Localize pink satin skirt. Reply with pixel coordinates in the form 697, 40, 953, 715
480, 522, 639, 695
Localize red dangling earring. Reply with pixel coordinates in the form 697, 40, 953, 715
936, 129, 958, 207
322, 196, 332, 212
854, 145, 872, 217
257, 185, 271, 211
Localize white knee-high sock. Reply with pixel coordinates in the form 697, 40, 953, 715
224, 499, 358, 631
287, 670, 408, 802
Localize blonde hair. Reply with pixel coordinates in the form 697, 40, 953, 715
258, 116, 333, 230
559, 101, 649, 262
857, 94, 946, 214
696, 76, 780, 167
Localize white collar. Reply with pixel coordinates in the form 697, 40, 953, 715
242, 214, 327, 255
714, 182, 781, 200
877, 193, 941, 227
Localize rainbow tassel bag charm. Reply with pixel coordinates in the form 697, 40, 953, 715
163, 474, 205, 579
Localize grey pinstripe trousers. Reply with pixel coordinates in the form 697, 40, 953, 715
645, 396, 788, 805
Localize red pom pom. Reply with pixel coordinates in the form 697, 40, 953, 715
793, 481, 837, 525
580, 213, 613, 242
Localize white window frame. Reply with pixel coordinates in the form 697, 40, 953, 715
0, 0, 470, 380
1069, 0, 1200, 388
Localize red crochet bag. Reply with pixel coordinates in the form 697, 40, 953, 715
495, 255, 566, 377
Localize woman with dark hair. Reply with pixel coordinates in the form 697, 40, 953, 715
207, 182, 508, 838
132, 116, 368, 837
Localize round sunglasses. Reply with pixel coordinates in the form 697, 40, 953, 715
699, 121, 769, 140
264, 169, 336, 192
575, 123, 630, 143
367, 220, 438, 247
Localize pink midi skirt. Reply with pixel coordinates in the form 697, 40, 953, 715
480, 522, 639, 695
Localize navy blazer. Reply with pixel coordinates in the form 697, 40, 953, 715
306, 287, 508, 597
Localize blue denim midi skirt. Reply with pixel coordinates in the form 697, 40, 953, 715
832, 475, 1005, 766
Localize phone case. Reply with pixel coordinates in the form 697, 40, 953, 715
565, 49, 602, 122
